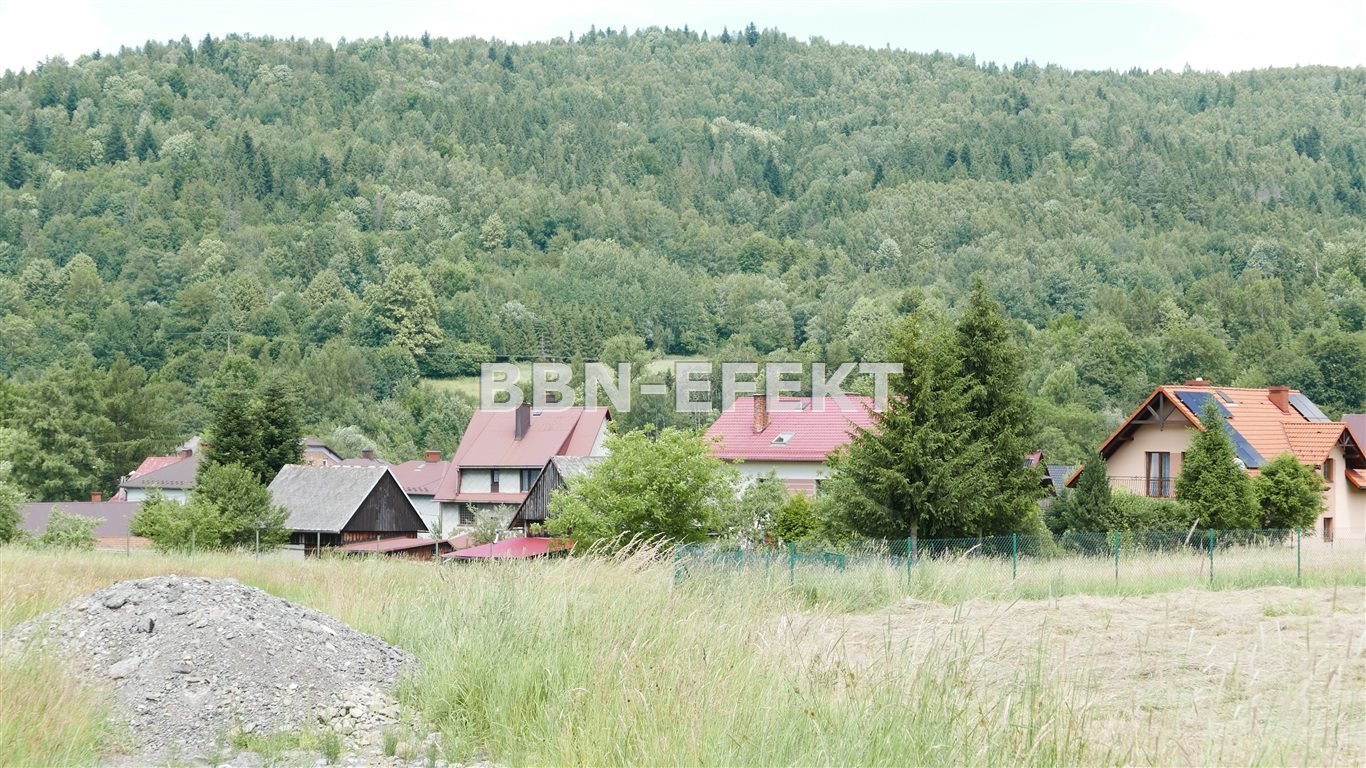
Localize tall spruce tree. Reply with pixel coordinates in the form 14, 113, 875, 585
952, 279, 1044, 532
202, 356, 264, 481
1175, 401, 1259, 529
3, 149, 25, 189
828, 311, 989, 539
255, 376, 303, 481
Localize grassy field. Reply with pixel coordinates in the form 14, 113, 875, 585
1, 545, 1363, 766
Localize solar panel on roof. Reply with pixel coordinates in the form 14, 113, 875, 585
1288, 393, 1331, 422
1223, 423, 1264, 469
1175, 390, 1231, 419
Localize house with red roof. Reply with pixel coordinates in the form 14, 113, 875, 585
434, 403, 610, 531
704, 395, 876, 494
1083, 381, 1365, 542
119, 436, 345, 503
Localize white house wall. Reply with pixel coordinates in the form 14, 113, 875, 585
124, 488, 189, 504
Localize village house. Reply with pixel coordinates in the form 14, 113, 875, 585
119, 447, 199, 503
337, 532, 473, 561
17, 496, 149, 550
704, 395, 876, 494
339, 449, 453, 534
509, 456, 603, 534
1083, 381, 1365, 542
119, 436, 344, 503
434, 403, 610, 531
268, 465, 428, 556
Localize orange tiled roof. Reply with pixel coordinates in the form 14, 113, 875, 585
1101, 384, 1351, 467
1347, 468, 1366, 490
1282, 422, 1346, 466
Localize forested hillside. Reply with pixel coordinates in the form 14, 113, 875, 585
1, 26, 1364, 500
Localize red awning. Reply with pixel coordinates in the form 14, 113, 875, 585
443, 536, 573, 560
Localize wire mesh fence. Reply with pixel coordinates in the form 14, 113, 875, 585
673, 529, 1364, 599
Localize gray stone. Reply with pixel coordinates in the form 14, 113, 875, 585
110, 656, 141, 679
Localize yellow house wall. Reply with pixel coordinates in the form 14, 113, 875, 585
1106, 422, 1192, 491
1324, 445, 1366, 543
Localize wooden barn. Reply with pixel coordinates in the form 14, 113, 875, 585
268, 465, 428, 556
509, 456, 602, 533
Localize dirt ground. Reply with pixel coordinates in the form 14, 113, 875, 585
768, 586, 1366, 765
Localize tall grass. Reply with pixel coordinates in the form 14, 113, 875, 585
1, 545, 1361, 766
0, 650, 110, 766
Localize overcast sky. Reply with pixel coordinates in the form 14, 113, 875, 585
0, 0, 1362, 75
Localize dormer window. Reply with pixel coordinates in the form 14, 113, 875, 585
771, 432, 795, 446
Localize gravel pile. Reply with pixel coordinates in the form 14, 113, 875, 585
5, 576, 427, 765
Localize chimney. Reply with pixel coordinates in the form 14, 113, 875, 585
515, 402, 532, 441
425, 450, 441, 463
1268, 385, 1291, 413
362, 448, 375, 460
753, 395, 771, 433
179, 447, 193, 459
1184, 378, 1210, 387
90, 491, 102, 503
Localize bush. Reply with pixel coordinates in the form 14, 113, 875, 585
1253, 454, 1324, 531
132, 464, 288, 551
37, 509, 100, 550
772, 493, 817, 542
1110, 492, 1196, 532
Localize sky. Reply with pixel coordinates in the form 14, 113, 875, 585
0, 0, 1362, 75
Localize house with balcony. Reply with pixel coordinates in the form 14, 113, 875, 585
1078, 380, 1365, 542
434, 404, 610, 532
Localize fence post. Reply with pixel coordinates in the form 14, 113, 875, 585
1208, 529, 1216, 585
787, 541, 796, 585
190, 528, 195, 556
1112, 530, 1119, 584
1011, 533, 1018, 581
1296, 527, 1302, 585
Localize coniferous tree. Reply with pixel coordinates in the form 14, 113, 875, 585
104, 125, 128, 164
1047, 457, 1114, 533
202, 356, 265, 481
953, 279, 1044, 532
3, 149, 24, 189
134, 125, 158, 160
826, 311, 989, 539
1175, 401, 1259, 529
255, 376, 303, 480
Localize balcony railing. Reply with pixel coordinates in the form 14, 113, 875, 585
1108, 475, 1174, 499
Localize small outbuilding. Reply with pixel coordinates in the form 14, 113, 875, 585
509, 456, 603, 533
268, 465, 428, 556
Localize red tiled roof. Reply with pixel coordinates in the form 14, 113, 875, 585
387, 460, 452, 497
1347, 468, 1366, 490
121, 453, 201, 489
338, 535, 456, 553
443, 536, 574, 560
436, 407, 610, 501
130, 455, 184, 478
1282, 422, 1348, 466
704, 396, 876, 463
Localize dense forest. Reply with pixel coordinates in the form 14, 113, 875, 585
0, 26, 1364, 502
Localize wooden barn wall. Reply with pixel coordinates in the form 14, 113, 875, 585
342, 475, 429, 534
517, 462, 564, 527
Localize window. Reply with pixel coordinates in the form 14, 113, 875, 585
1323, 459, 1334, 482
489, 470, 499, 494
1146, 452, 1172, 498
521, 468, 540, 491
1323, 516, 1335, 543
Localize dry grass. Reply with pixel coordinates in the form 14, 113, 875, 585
771, 585, 1366, 765
1, 546, 1363, 766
